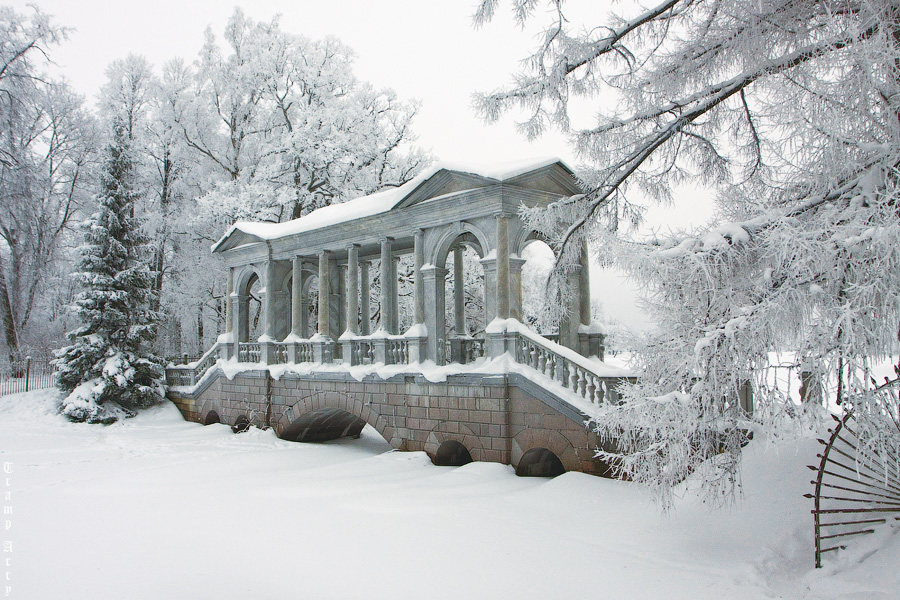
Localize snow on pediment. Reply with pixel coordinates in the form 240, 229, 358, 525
211, 157, 578, 253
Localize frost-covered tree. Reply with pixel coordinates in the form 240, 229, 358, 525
476, 0, 900, 506
159, 9, 429, 353
179, 9, 429, 227
54, 122, 165, 423
0, 6, 96, 364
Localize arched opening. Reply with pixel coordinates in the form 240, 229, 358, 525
239, 273, 263, 343
521, 240, 558, 337
232, 414, 251, 434
516, 447, 565, 477
203, 410, 221, 425
280, 407, 367, 443
433, 440, 474, 466
442, 239, 486, 364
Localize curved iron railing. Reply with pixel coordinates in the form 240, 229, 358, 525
806, 376, 900, 567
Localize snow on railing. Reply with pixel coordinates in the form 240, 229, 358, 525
488, 319, 629, 409
165, 342, 222, 387
350, 339, 375, 364
237, 343, 261, 363
388, 338, 409, 364
295, 341, 314, 363
514, 334, 622, 406
447, 337, 485, 364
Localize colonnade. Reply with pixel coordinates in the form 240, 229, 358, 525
222, 215, 597, 365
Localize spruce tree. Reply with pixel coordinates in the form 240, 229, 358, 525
54, 122, 166, 423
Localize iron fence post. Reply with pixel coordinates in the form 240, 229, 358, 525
25, 356, 31, 392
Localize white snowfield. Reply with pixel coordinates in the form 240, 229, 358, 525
1, 389, 897, 600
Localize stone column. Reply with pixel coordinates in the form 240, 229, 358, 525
287, 257, 304, 363
480, 257, 497, 324
575, 241, 603, 357
496, 214, 510, 320
509, 256, 526, 322
579, 241, 591, 327
338, 264, 347, 336
313, 251, 334, 363
449, 246, 467, 363
453, 246, 465, 335
225, 269, 234, 334
317, 251, 331, 338
422, 265, 448, 364
360, 261, 371, 336
223, 268, 235, 359
291, 257, 303, 339
346, 244, 360, 335
413, 230, 425, 326
560, 263, 583, 352
380, 237, 395, 334
300, 265, 310, 338
392, 256, 400, 334
408, 230, 427, 362
261, 259, 277, 364
263, 260, 276, 339
236, 294, 249, 343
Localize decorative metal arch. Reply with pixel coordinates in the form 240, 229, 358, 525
807, 376, 900, 568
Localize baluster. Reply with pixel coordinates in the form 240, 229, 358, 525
557, 358, 567, 386
537, 350, 547, 374
577, 369, 587, 398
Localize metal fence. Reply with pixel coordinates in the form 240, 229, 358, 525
0, 358, 57, 396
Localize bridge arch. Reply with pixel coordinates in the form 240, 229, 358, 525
512, 428, 581, 474
275, 391, 402, 449
516, 447, 565, 477
433, 440, 474, 466
203, 410, 221, 425
424, 421, 485, 463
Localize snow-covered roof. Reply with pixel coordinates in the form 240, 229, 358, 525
211, 157, 576, 253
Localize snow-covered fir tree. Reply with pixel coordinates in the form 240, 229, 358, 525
54, 121, 166, 423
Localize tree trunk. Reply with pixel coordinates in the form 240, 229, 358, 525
0, 253, 20, 364
196, 303, 204, 353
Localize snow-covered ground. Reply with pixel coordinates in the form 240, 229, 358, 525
1, 389, 897, 600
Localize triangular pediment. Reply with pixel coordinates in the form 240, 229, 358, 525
212, 228, 265, 253
394, 169, 497, 209
503, 162, 583, 197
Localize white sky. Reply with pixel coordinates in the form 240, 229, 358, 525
13, 0, 577, 165
9, 0, 716, 332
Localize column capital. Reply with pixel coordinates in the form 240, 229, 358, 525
420, 264, 449, 279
